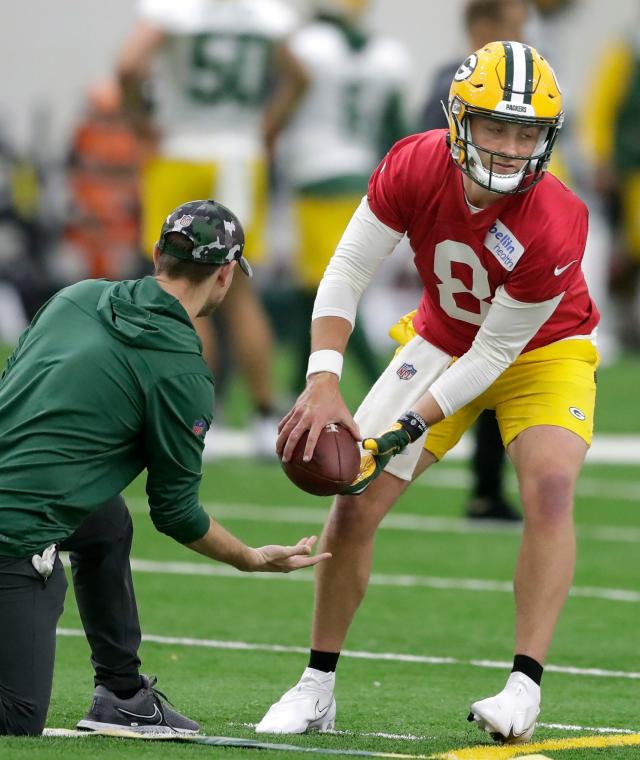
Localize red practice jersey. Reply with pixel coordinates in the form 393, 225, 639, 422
368, 130, 600, 357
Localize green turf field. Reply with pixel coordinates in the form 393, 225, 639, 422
1, 347, 639, 758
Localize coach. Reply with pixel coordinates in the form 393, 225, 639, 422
0, 199, 329, 736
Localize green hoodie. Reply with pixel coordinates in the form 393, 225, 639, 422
0, 277, 213, 557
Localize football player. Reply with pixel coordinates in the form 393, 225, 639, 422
117, 0, 308, 456
257, 41, 599, 744
421, 0, 530, 523
272, 0, 410, 392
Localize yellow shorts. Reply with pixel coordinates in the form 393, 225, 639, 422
141, 155, 268, 263
294, 194, 362, 287
391, 312, 599, 461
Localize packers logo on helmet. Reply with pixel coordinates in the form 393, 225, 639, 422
447, 41, 564, 194
454, 53, 478, 82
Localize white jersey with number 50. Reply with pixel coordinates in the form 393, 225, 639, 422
139, 0, 297, 160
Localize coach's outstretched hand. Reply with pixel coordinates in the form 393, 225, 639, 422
251, 536, 331, 573
186, 519, 331, 572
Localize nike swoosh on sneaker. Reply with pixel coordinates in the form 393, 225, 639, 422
314, 699, 331, 720
115, 704, 163, 724
509, 722, 534, 739
554, 260, 578, 276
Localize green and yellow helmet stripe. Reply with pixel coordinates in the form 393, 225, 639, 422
501, 41, 535, 106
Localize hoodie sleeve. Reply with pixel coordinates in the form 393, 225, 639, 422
143, 372, 214, 543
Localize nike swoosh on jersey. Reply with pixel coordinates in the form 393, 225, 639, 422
115, 704, 163, 724
554, 259, 578, 276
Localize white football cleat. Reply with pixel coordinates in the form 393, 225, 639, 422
255, 667, 336, 734
468, 671, 540, 744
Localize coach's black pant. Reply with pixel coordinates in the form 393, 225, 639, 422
0, 496, 141, 735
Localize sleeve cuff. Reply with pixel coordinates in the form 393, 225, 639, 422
155, 506, 210, 544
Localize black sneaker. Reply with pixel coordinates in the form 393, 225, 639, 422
76, 675, 199, 735
465, 496, 522, 522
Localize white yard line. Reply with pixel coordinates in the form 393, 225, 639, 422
229, 721, 638, 739
230, 723, 436, 741
55, 627, 640, 681
204, 430, 640, 465
537, 722, 637, 735
413, 469, 640, 504
101, 558, 640, 605
62, 552, 636, 604
126, 497, 640, 544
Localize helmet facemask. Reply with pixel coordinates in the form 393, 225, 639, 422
450, 99, 563, 194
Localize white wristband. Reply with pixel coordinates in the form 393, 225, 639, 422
306, 350, 344, 380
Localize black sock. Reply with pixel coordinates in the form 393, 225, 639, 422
308, 649, 340, 673
512, 654, 543, 685
112, 677, 144, 700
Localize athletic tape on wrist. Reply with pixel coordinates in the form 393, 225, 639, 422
306, 350, 344, 380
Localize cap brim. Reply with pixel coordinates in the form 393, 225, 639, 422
238, 256, 253, 277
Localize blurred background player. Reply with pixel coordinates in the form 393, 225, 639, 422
0, 103, 58, 329
62, 79, 146, 283
525, 0, 621, 364
270, 0, 410, 394
580, 14, 640, 349
420, 0, 529, 522
117, 0, 308, 456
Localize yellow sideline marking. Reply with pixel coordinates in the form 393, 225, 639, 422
438, 732, 640, 758
39, 730, 640, 759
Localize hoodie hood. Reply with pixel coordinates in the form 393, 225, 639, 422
96, 277, 201, 354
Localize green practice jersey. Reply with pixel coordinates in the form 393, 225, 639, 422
0, 277, 213, 557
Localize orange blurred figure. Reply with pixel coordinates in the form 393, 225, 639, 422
64, 79, 146, 280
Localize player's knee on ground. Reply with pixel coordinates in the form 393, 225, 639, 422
0, 689, 48, 736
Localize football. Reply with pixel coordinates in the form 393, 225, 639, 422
281, 422, 361, 496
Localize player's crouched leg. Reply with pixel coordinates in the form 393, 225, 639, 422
0, 687, 48, 736
0, 554, 67, 735
257, 475, 411, 735
255, 493, 364, 735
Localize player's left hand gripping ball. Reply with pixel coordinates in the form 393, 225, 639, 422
341, 411, 428, 495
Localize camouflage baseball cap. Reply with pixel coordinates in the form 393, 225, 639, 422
157, 199, 252, 276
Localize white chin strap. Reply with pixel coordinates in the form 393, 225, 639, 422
467, 144, 525, 192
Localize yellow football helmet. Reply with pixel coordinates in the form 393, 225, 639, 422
447, 41, 564, 194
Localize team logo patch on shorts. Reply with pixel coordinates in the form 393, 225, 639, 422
192, 418, 208, 437
397, 362, 417, 380
569, 406, 586, 421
